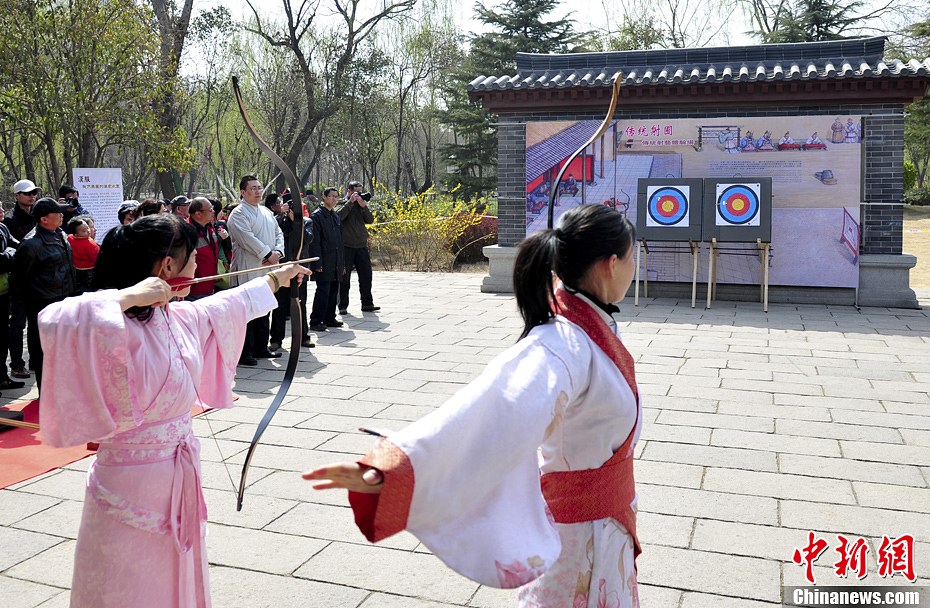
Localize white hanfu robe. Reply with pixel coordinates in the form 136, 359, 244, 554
351, 293, 642, 607
38, 279, 277, 608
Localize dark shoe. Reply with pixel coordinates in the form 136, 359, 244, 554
0, 378, 25, 390
361, 305, 381, 312
238, 356, 258, 366
255, 349, 282, 359
269, 341, 282, 351
301, 336, 316, 348
338, 308, 348, 316
10, 366, 29, 379
309, 322, 328, 332
324, 320, 344, 328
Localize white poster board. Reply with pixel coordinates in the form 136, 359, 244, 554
72, 168, 124, 240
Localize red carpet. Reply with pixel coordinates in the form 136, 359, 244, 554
0, 400, 226, 489
0, 400, 93, 489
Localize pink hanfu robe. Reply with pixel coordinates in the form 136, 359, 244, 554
349, 292, 642, 608
38, 279, 277, 608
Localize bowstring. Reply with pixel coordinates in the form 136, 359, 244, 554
161, 299, 240, 497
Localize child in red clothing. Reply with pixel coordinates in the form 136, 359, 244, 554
67, 217, 100, 294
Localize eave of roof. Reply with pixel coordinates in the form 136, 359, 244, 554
467, 37, 930, 111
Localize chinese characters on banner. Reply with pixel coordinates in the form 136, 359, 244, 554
73, 168, 124, 240
621, 123, 696, 147
792, 532, 916, 584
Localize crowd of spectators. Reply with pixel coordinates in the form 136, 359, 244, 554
0, 175, 383, 392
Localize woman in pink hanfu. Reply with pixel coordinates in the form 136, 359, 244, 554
38, 214, 307, 608
305, 205, 643, 608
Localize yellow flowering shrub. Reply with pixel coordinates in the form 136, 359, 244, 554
369, 185, 486, 271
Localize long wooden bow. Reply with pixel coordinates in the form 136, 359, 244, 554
547, 73, 623, 229
232, 75, 308, 511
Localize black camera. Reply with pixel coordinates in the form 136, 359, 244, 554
64, 197, 79, 207
358, 191, 372, 202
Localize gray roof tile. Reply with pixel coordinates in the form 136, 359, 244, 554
468, 37, 930, 92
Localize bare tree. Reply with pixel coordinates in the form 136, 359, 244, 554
243, 0, 415, 189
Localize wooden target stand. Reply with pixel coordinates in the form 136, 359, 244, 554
634, 240, 701, 308
634, 178, 705, 308
705, 237, 772, 312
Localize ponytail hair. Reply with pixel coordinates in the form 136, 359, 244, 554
93, 215, 198, 318
513, 204, 636, 339
513, 230, 560, 339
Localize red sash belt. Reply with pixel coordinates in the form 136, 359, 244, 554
540, 431, 640, 558
541, 288, 642, 560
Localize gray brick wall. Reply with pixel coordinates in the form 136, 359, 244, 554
495, 103, 906, 253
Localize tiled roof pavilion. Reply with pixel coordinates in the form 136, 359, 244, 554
468, 37, 930, 112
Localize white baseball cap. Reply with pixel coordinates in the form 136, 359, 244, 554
13, 179, 39, 194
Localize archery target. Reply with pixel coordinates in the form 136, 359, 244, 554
646, 186, 690, 227
715, 183, 761, 226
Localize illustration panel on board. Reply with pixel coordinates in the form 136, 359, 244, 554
525, 115, 861, 288
702, 177, 772, 242
636, 178, 703, 242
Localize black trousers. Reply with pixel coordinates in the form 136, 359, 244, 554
270, 287, 289, 344
309, 280, 339, 325
9, 296, 25, 368
0, 293, 10, 379
271, 281, 309, 342
242, 313, 270, 360
25, 297, 61, 392
339, 246, 374, 309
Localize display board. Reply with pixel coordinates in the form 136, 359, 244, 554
701, 177, 772, 242
636, 178, 703, 241
525, 114, 862, 288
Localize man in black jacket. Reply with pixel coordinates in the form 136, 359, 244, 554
0, 205, 24, 390
12, 198, 77, 391
307, 188, 345, 332
336, 181, 379, 315
4, 179, 40, 380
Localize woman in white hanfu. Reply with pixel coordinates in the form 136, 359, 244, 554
39, 214, 308, 608
305, 204, 642, 608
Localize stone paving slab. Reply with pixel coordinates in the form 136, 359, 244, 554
1, 271, 929, 607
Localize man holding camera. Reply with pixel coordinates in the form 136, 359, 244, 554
57, 184, 89, 231
336, 180, 379, 315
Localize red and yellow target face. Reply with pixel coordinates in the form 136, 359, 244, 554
647, 187, 688, 226
725, 193, 749, 215
657, 195, 681, 217
716, 185, 760, 225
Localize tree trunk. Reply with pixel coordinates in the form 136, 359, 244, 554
42, 128, 61, 190
149, 0, 194, 200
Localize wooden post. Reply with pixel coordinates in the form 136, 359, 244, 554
763, 242, 770, 313
691, 241, 699, 309
0, 418, 40, 431
757, 239, 764, 302
706, 238, 716, 309
643, 241, 649, 298
634, 240, 642, 306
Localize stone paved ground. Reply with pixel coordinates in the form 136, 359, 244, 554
1, 274, 928, 607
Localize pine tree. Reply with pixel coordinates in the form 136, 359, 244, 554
764, 0, 865, 43
439, 0, 588, 200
